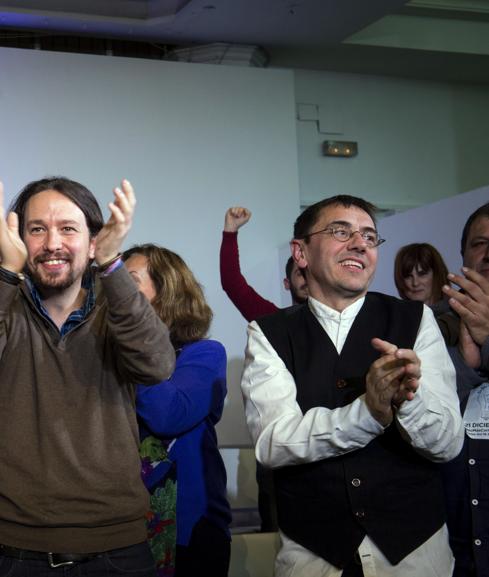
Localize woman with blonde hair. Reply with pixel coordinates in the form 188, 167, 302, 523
123, 244, 231, 577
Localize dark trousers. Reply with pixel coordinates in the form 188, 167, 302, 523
256, 462, 278, 532
0, 542, 156, 577
175, 517, 230, 577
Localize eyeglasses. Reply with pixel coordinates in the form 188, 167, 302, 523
303, 226, 385, 248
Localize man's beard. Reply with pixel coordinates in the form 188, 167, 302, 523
27, 253, 90, 293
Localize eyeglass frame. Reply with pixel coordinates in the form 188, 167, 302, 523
300, 223, 386, 248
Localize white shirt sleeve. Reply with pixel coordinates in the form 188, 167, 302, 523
241, 320, 385, 468
395, 305, 464, 462
240, 306, 464, 468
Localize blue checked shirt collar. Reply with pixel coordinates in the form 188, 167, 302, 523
28, 275, 96, 337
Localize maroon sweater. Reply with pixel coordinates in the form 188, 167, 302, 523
220, 231, 278, 322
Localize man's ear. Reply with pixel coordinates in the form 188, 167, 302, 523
290, 239, 307, 269
283, 278, 291, 291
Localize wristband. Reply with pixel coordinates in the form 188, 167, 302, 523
99, 257, 123, 278
97, 253, 122, 273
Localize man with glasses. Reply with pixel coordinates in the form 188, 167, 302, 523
241, 195, 464, 577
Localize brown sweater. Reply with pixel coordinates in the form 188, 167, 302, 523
0, 265, 175, 553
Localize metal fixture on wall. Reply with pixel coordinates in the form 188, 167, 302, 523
322, 140, 358, 157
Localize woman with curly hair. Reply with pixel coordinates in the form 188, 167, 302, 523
123, 244, 231, 577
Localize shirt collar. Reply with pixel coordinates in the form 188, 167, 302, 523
308, 294, 365, 322
27, 274, 96, 333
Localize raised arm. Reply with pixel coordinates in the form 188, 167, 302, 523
439, 267, 489, 400
0, 181, 27, 274
442, 268, 489, 370
94, 179, 135, 266
223, 206, 252, 234
0, 181, 29, 358
220, 207, 278, 322
98, 180, 174, 384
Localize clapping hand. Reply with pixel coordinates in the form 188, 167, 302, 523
94, 179, 136, 266
443, 268, 489, 347
0, 181, 27, 274
365, 338, 421, 426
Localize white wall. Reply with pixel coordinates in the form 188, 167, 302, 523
294, 69, 489, 210
0, 47, 300, 448
371, 184, 489, 296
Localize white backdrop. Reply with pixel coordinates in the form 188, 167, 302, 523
371, 185, 489, 296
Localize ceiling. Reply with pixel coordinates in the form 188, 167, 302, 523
0, 0, 488, 84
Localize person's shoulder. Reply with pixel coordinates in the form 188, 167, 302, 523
430, 297, 451, 317
257, 302, 306, 322
367, 291, 421, 310
366, 292, 424, 325
255, 304, 309, 337
181, 339, 226, 358
434, 308, 459, 346
180, 340, 227, 378
264, 302, 306, 317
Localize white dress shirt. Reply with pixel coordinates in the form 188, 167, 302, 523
241, 296, 464, 577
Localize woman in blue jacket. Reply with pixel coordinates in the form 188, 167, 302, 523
123, 244, 231, 577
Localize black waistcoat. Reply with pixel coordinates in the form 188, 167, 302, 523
257, 292, 446, 568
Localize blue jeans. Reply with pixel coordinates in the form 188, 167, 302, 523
0, 542, 156, 577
